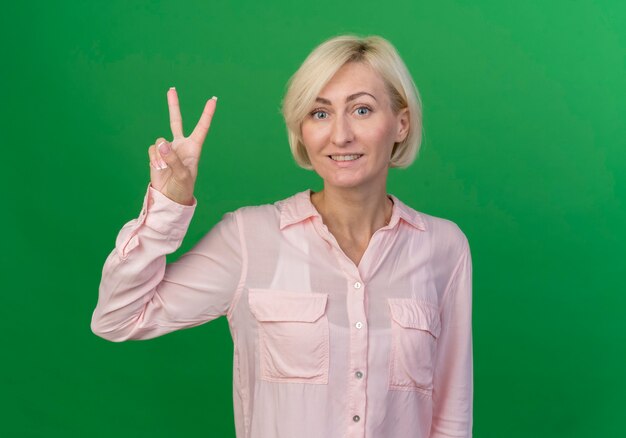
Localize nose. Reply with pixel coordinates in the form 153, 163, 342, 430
330, 113, 354, 147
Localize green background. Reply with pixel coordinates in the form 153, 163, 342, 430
2, 0, 625, 436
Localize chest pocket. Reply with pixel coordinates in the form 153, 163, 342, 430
388, 298, 441, 395
248, 289, 329, 384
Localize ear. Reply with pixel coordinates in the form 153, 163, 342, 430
395, 107, 410, 143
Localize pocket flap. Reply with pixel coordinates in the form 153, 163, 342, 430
388, 299, 441, 339
248, 290, 328, 323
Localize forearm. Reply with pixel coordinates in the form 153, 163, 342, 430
91, 183, 196, 341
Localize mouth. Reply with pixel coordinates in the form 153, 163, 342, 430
328, 154, 364, 162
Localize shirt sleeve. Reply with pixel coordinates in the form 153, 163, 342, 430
430, 238, 473, 437
91, 182, 243, 342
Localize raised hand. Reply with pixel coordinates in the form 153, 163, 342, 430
147, 88, 218, 206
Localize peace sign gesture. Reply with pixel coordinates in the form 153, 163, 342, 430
148, 88, 218, 206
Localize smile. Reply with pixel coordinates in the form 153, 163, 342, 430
329, 154, 363, 161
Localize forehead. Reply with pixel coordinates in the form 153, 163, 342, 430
318, 62, 386, 98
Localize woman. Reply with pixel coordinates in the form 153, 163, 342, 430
92, 34, 473, 438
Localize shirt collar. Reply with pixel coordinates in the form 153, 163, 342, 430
277, 189, 427, 231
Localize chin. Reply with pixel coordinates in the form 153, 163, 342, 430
321, 174, 370, 190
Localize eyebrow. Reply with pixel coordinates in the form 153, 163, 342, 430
315, 91, 377, 105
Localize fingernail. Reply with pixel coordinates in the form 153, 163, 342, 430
158, 141, 170, 155
170, 87, 176, 90
211, 96, 218, 101
152, 159, 167, 170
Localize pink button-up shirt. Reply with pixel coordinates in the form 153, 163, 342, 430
92, 183, 473, 438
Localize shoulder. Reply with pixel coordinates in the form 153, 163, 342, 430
230, 203, 280, 225
393, 196, 470, 257
414, 211, 471, 275
421, 212, 469, 249
228, 190, 306, 226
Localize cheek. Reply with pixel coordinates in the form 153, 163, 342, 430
359, 124, 396, 151
301, 124, 327, 152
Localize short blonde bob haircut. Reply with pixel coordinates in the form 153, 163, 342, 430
281, 34, 423, 169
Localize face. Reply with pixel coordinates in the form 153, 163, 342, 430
300, 61, 409, 191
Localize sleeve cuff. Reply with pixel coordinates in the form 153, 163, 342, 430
115, 183, 197, 260
142, 182, 197, 237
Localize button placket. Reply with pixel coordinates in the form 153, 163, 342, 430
346, 276, 367, 437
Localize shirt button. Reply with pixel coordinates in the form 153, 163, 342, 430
353, 415, 360, 422
353, 281, 362, 289
355, 321, 363, 329
355, 371, 363, 379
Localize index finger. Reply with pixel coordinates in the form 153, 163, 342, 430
189, 96, 218, 145
167, 87, 184, 138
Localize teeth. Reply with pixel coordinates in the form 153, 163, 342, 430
330, 154, 362, 161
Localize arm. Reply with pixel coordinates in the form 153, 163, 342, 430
90, 182, 243, 342
430, 238, 473, 437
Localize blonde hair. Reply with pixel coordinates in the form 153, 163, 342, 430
281, 34, 423, 169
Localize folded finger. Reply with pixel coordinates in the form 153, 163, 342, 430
148, 145, 165, 170
154, 137, 169, 169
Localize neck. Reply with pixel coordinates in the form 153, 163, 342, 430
310, 184, 393, 239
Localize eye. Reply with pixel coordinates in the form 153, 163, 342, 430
310, 109, 329, 120
355, 106, 371, 116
